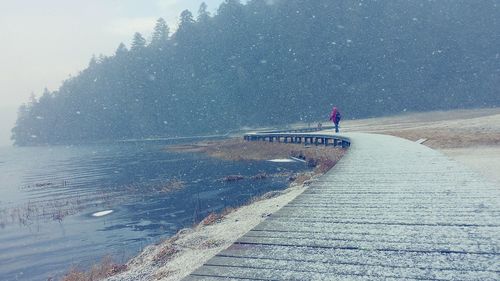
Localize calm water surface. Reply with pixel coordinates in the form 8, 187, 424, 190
0, 139, 308, 280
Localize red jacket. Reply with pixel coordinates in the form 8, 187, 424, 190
329, 107, 341, 124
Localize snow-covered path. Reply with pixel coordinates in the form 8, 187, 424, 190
184, 133, 500, 280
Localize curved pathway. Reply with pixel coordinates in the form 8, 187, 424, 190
184, 132, 500, 280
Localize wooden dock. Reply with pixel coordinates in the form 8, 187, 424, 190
243, 129, 350, 148
184, 132, 500, 280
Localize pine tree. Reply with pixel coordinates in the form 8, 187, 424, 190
151, 18, 170, 47
10, 0, 500, 145
197, 2, 210, 23
175, 10, 196, 43
115, 42, 128, 55
131, 32, 146, 51
179, 10, 195, 27
88, 55, 98, 68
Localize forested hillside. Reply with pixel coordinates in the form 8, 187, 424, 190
12, 0, 499, 145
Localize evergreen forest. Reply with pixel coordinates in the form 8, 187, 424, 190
12, 0, 500, 145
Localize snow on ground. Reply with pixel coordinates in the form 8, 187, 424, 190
440, 146, 500, 183
343, 108, 500, 183
106, 108, 500, 281
342, 108, 500, 133
105, 181, 314, 281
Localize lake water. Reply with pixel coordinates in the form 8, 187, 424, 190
0, 139, 308, 280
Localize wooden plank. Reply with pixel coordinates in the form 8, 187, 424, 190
205, 255, 499, 280
235, 235, 499, 254
253, 220, 500, 239
190, 264, 423, 281
269, 213, 500, 226
184, 133, 500, 280
255, 217, 499, 233
218, 244, 500, 272
243, 229, 500, 247
264, 217, 500, 228
271, 207, 499, 220
183, 276, 259, 281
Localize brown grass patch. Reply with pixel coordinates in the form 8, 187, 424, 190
153, 245, 180, 264
167, 138, 346, 171
383, 129, 500, 149
61, 256, 127, 281
200, 212, 221, 226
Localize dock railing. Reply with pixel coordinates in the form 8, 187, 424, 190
243, 127, 350, 148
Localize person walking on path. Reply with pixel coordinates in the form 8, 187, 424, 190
329, 107, 341, 133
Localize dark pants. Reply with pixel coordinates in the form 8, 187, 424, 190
334, 123, 339, 133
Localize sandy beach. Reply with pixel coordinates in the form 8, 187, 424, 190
95, 107, 500, 281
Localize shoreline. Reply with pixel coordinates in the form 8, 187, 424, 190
104, 174, 323, 281
63, 140, 346, 281
68, 108, 500, 281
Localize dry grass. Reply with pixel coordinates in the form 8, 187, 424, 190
167, 137, 346, 227
340, 108, 500, 149
168, 138, 346, 168
168, 139, 345, 198
61, 256, 127, 281
383, 129, 500, 149
200, 212, 221, 226
153, 245, 180, 264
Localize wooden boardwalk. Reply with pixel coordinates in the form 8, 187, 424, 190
184, 132, 500, 280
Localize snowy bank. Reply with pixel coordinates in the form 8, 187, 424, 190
104, 176, 317, 281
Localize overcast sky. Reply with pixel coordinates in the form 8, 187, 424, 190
0, 0, 226, 146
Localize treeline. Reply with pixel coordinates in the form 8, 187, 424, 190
12, 0, 499, 145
